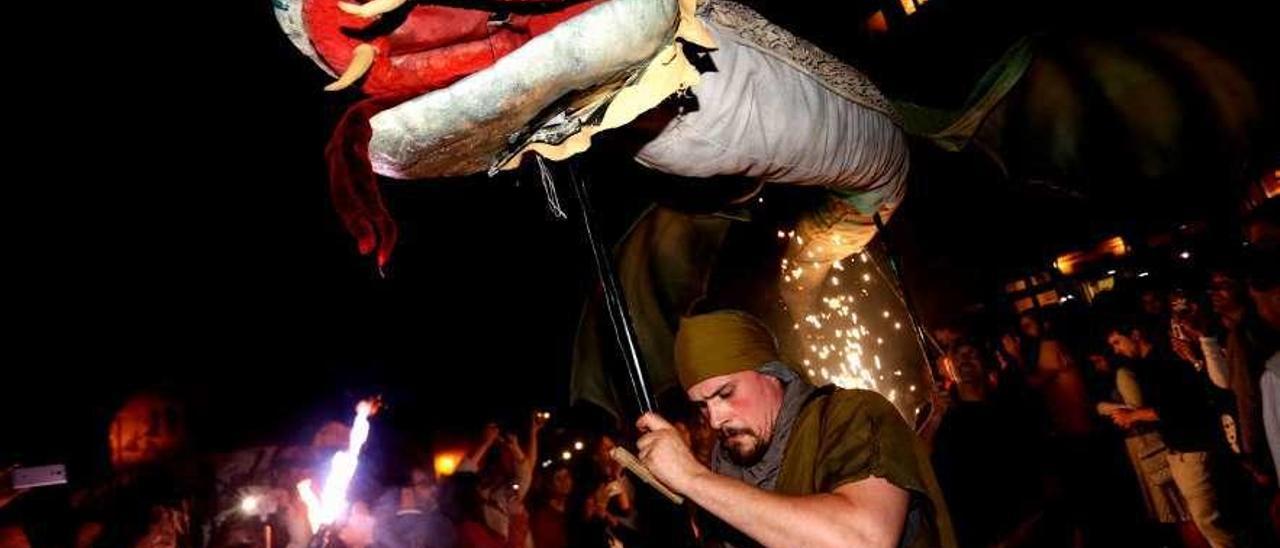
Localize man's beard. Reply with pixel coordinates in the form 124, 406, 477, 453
720, 426, 769, 466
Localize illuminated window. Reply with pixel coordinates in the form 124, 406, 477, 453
899, 0, 929, 15
1054, 236, 1128, 276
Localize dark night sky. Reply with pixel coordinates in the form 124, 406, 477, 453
4, 0, 1274, 472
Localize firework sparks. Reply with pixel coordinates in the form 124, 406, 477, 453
772, 244, 927, 417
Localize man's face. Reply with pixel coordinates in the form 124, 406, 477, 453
1107, 331, 1140, 359
1018, 315, 1041, 339
1208, 272, 1243, 315
593, 435, 616, 466
948, 344, 986, 384
1250, 285, 1280, 331
933, 327, 961, 350
109, 395, 185, 469
1140, 291, 1165, 316
1222, 415, 1240, 453
411, 468, 435, 502
1088, 353, 1111, 374
1000, 333, 1021, 357
687, 370, 784, 466
551, 468, 573, 497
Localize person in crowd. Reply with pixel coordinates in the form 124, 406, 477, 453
529, 463, 572, 548
458, 413, 546, 548
1091, 340, 1202, 546
1104, 319, 1252, 547
1019, 311, 1094, 440
931, 339, 1049, 547
1242, 237, 1280, 538
1016, 311, 1095, 545
441, 472, 528, 548
1244, 197, 1279, 248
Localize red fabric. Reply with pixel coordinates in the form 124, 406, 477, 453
307, 0, 602, 266
457, 516, 529, 548
458, 521, 508, 548
508, 511, 530, 548
529, 506, 568, 548
326, 94, 414, 266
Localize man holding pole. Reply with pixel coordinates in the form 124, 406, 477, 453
635, 310, 955, 547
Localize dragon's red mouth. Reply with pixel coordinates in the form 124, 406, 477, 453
305, 0, 600, 96
300, 0, 601, 268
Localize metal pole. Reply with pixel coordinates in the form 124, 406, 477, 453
564, 162, 656, 415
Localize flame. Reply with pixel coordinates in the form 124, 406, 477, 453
296, 398, 380, 533
434, 451, 463, 478
296, 479, 323, 533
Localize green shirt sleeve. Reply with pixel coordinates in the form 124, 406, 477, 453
814, 390, 930, 495
777, 389, 957, 548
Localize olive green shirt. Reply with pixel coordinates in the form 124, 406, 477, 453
706, 372, 956, 548
776, 387, 955, 548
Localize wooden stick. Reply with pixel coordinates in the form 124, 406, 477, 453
610, 447, 684, 504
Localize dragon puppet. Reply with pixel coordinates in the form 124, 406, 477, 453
271, 0, 1027, 418
273, 0, 1266, 416
271, 0, 971, 313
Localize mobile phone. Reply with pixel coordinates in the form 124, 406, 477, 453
11, 465, 68, 489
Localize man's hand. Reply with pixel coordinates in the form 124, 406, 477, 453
503, 433, 526, 462
999, 334, 1021, 367
483, 422, 501, 445
1170, 319, 1204, 365
1108, 408, 1135, 428
1109, 407, 1157, 429
1171, 336, 1199, 366
636, 413, 709, 494
531, 411, 549, 434
0, 466, 29, 510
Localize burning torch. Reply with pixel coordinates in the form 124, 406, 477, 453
298, 397, 381, 547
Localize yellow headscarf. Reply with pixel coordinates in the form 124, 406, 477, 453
674, 310, 781, 389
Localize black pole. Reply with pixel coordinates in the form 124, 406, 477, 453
564, 163, 656, 415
